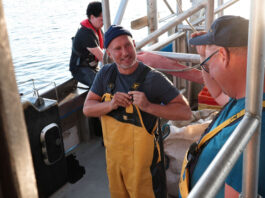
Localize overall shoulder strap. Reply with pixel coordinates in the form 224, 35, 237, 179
106, 65, 117, 94
198, 99, 265, 150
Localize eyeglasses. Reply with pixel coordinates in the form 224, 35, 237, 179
200, 50, 219, 73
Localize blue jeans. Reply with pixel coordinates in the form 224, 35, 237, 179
71, 66, 97, 87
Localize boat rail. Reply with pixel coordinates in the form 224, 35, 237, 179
18, 79, 59, 102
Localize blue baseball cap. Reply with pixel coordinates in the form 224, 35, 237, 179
104, 25, 132, 48
189, 15, 249, 47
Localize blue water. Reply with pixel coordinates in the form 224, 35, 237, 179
2, 0, 148, 94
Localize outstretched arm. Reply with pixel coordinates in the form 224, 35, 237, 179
137, 51, 204, 84
128, 91, 192, 121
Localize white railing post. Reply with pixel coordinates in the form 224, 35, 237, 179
205, 0, 214, 30
113, 0, 129, 25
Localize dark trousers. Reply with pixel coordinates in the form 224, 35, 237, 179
71, 66, 97, 87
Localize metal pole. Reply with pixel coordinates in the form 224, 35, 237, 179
102, 0, 112, 65
160, 0, 239, 26
151, 51, 200, 63
242, 0, 265, 197
205, 0, 214, 31
188, 115, 260, 198
147, 0, 158, 44
217, 0, 223, 17
136, 0, 207, 50
0, 0, 38, 197
102, 0, 111, 32
113, 0, 129, 25
191, 0, 239, 26
145, 32, 185, 51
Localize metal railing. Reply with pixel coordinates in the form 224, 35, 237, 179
135, 0, 210, 50
113, 0, 129, 25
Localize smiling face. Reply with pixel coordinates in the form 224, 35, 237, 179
106, 35, 138, 74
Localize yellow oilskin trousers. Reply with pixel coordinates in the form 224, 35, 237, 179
101, 93, 162, 198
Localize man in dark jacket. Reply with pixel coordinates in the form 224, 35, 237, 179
69, 1, 103, 87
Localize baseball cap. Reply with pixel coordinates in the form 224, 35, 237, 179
189, 15, 249, 47
104, 25, 132, 48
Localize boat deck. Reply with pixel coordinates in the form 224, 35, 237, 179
50, 137, 110, 198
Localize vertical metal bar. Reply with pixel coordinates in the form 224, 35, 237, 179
175, 0, 183, 89
102, 0, 112, 65
205, 0, 214, 30
188, 115, 260, 198
113, 0, 129, 25
172, 0, 181, 88
147, 0, 158, 44
217, 0, 223, 17
176, 0, 182, 15
242, 0, 265, 197
191, 0, 240, 26
0, 0, 38, 197
102, 0, 111, 32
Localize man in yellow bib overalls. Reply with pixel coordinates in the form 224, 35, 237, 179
83, 25, 192, 198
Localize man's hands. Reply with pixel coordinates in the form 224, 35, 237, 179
110, 91, 150, 111
128, 91, 150, 111
110, 92, 132, 110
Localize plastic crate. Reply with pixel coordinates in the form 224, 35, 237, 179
198, 87, 222, 110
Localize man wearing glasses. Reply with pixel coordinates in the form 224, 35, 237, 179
178, 15, 265, 198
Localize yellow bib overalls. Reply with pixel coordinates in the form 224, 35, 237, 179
100, 66, 166, 198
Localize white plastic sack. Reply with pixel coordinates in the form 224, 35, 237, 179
164, 109, 217, 198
